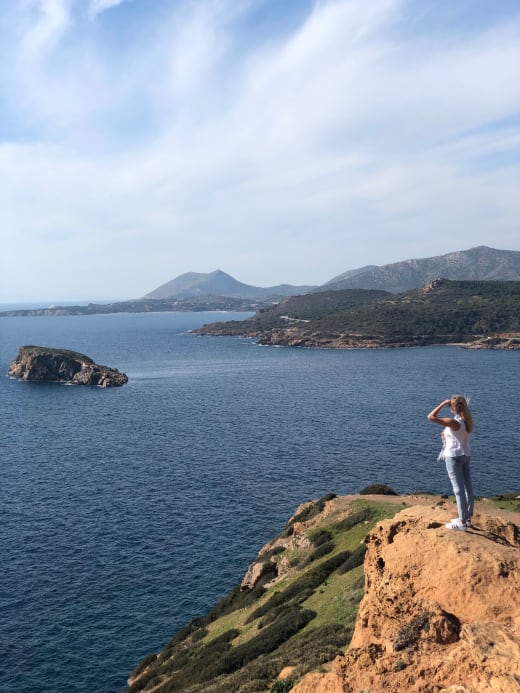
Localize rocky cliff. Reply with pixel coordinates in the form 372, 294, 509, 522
292, 503, 520, 693
124, 493, 520, 693
8, 345, 128, 387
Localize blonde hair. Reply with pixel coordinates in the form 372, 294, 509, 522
451, 394, 474, 433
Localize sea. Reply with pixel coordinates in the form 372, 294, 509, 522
1, 309, 519, 693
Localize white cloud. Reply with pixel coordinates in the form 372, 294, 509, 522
0, 0, 519, 299
88, 0, 128, 21
20, 0, 72, 61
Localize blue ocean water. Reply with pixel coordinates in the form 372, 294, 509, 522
1, 311, 519, 693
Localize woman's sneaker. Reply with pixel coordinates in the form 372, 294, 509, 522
445, 519, 467, 531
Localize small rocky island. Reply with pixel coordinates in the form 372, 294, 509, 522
8, 346, 128, 387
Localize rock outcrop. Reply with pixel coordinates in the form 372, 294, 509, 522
292, 503, 520, 693
123, 493, 520, 693
8, 345, 128, 387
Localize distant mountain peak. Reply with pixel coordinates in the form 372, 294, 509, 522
144, 247, 520, 302
144, 271, 316, 300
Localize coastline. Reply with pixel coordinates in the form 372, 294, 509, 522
193, 326, 520, 350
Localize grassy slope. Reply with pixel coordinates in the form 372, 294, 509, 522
125, 491, 520, 693
125, 496, 406, 693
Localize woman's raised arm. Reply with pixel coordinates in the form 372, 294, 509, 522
427, 399, 460, 430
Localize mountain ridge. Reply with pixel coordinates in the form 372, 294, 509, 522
3, 246, 520, 318
145, 247, 520, 300
322, 246, 520, 293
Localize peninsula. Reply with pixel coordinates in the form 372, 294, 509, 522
193, 279, 520, 349
8, 346, 128, 387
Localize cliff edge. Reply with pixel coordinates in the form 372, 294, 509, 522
125, 494, 520, 693
293, 503, 520, 693
8, 345, 128, 387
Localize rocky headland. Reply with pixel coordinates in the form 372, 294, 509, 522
8, 345, 128, 387
193, 279, 520, 350
125, 491, 520, 693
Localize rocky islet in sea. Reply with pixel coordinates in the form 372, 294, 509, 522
7, 345, 128, 387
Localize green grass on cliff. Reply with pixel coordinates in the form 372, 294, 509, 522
125, 497, 404, 693
485, 493, 520, 513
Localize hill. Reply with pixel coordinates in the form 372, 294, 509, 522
321, 246, 520, 293
194, 279, 520, 348
124, 492, 520, 693
144, 270, 316, 300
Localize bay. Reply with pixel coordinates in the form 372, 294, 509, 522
1, 311, 519, 693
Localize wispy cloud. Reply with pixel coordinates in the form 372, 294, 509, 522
0, 0, 519, 299
88, 0, 128, 21
21, 0, 72, 60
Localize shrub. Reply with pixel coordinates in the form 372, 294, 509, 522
143, 628, 242, 692
272, 624, 352, 677
256, 561, 279, 586
306, 541, 335, 563
165, 617, 207, 649
206, 583, 265, 623
258, 604, 286, 629
333, 507, 375, 532
337, 545, 366, 575
260, 545, 286, 563
174, 623, 354, 693
359, 483, 397, 495
271, 679, 294, 692
205, 607, 316, 679
126, 670, 162, 693
309, 529, 333, 548
394, 612, 430, 651
247, 550, 352, 624
288, 554, 303, 568
285, 493, 337, 530
129, 653, 157, 681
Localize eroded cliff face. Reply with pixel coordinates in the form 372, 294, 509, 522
8, 345, 128, 387
292, 503, 520, 693
123, 494, 520, 693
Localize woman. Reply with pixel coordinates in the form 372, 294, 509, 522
427, 395, 474, 531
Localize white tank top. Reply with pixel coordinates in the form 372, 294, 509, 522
444, 414, 471, 457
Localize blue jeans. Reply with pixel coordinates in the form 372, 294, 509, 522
445, 455, 474, 522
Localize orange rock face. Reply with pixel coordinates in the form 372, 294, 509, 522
293, 504, 520, 693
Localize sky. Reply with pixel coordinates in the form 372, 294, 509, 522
0, 0, 519, 301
